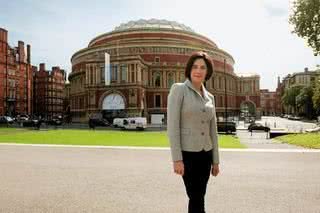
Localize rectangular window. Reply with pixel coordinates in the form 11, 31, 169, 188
131, 71, 135, 82
112, 65, 118, 81
101, 66, 105, 83
90, 66, 94, 84
155, 95, 161, 107
120, 64, 127, 81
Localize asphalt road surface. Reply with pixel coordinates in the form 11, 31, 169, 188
0, 144, 319, 213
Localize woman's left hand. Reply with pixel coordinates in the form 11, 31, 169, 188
211, 164, 220, 176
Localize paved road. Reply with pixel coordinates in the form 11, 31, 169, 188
0, 144, 319, 213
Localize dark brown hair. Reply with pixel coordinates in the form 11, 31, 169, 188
185, 51, 214, 82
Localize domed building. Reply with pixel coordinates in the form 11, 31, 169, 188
69, 19, 260, 123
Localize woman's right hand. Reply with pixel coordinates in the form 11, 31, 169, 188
173, 160, 184, 176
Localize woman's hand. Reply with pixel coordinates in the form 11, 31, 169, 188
211, 163, 220, 176
173, 160, 184, 176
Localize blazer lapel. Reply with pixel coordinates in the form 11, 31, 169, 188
184, 79, 210, 102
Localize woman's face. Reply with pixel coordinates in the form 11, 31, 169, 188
190, 58, 207, 85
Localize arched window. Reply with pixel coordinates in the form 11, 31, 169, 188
167, 72, 175, 88
154, 72, 161, 87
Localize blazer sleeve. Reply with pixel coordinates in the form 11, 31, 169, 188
209, 96, 220, 164
167, 83, 184, 162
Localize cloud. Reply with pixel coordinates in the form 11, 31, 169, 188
263, 4, 287, 17
259, 0, 289, 17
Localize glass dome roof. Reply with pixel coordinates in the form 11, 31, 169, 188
113, 19, 195, 33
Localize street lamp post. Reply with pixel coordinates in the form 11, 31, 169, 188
224, 58, 228, 122
5, 42, 8, 115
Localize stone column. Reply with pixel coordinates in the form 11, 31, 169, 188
130, 64, 132, 83
176, 71, 179, 83
85, 68, 88, 84
162, 70, 165, 88
117, 64, 120, 83
135, 63, 138, 83
89, 65, 92, 85
97, 65, 101, 84
126, 64, 129, 83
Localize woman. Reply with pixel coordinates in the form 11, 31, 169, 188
167, 51, 220, 213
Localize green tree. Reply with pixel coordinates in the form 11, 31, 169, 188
296, 86, 314, 117
282, 85, 303, 114
313, 77, 320, 114
289, 0, 320, 56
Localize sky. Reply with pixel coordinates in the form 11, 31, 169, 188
1, 0, 319, 91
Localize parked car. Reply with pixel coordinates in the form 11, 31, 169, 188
22, 119, 39, 127
16, 114, 29, 122
217, 121, 236, 133
6, 116, 15, 123
113, 118, 125, 128
89, 118, 110, 127
0, 116, 14, 125
248, 123, 270, 132
45, 116, 63, 125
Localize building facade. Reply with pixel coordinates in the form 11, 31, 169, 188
260, 89, 278, 116
283, 68, 319, 89
0, 28, 33, 116
69, 19, 261, 123
277, 67, 320, 115
32, 63, 65, 119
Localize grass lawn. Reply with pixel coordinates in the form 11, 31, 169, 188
275, 133, 320, 149
0, 127, 246, 148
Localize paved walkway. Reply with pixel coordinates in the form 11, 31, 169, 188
0, 144, 319, 213
236, 130, 304, 149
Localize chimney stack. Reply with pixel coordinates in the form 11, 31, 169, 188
27, 44, 31, 64
52, 66, 60, 73
32, 66, 38, 72
0, 28, 8, 43
39, 63, 46, 72
18, 41, 25, 63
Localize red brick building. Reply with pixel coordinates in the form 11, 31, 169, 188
0, 28, 33, 116
33, 63, 66, 119
260, 89, 279, 116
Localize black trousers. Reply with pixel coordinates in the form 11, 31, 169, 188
182, 149, 213, 213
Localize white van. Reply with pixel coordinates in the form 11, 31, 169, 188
113, 118, 125, 128
122, 117, 147, 130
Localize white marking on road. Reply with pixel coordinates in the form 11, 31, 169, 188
0, 143, 319, 153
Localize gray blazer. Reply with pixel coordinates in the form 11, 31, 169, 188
167, 78, 219, 164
